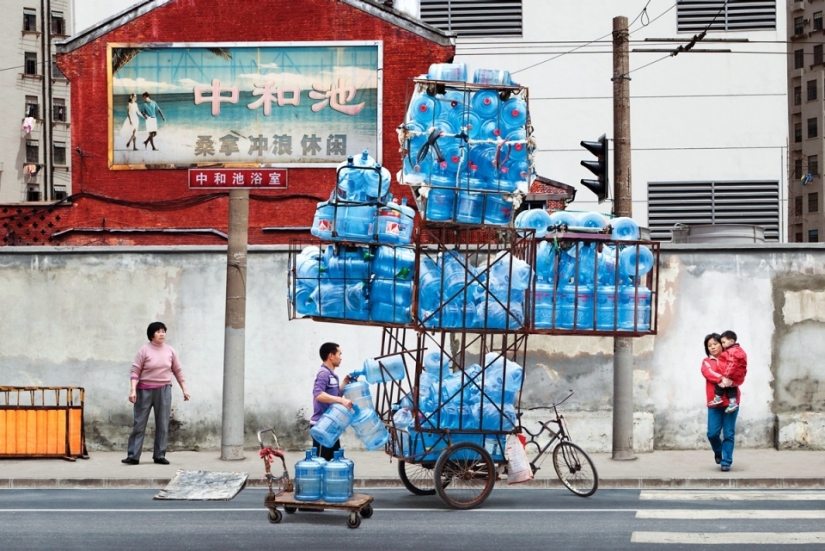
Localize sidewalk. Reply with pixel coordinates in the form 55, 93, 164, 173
1, 449, 823, 490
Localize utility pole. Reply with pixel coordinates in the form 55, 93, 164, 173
611, 15, 635, 461
221, 189, 249, 460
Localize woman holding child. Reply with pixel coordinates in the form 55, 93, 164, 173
701, 331, 748, 472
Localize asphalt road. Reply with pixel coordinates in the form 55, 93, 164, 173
1, 488, 824, 550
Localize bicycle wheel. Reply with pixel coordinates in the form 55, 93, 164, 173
398, 460, 438, 496
434, 442, 495, 509
552, 441, 598, 497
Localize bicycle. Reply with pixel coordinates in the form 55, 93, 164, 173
520, 390, 599, 497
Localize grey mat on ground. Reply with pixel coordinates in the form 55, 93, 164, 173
154, 469, 249, 500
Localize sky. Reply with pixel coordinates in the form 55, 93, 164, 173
73, 0, 137, 34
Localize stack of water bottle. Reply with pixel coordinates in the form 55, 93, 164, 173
291, 243, 416, 324
401, 62, 533, 226
293, 447, 355, 503
417, 250, 533, 330
311, 150, 416, 245
392, 351, 522, 458
515, 209, 655, 331
309, 356, 400, 454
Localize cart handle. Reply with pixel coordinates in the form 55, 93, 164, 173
527, 390, 574, 410
257, 428, 281, 450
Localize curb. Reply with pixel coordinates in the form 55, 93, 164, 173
2, 477, 824, 490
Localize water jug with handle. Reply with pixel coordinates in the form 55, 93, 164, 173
322, 454, 351, 503
417, 257, 443, 311
363, 164, 391, 202
455, 191, 484, 224
309, 403, 353, 449
376, 201, 403, 245
293, 450, 323, 501
309, 447, 328, 468
359, 354, 407, 384
350, 405, 390, 451
342, 378, 373, 413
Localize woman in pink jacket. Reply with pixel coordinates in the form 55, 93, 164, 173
122, 322, 190, 465
701, 333, 740, 472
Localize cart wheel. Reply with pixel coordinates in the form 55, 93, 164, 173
552, 441, 599, 497
360, 504, 373, 519
398, 460, 439, 496
434, 442, 495, 510
267, 508, 282, 524
347, 512, 362, 529
284, 506, 297, 514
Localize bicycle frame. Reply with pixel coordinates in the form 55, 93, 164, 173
519, 391, 574, 473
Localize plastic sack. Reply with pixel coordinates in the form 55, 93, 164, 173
506, 433, 533, 485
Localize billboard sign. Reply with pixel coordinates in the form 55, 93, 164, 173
188, 168, 288, 189
109, 42, 382, 169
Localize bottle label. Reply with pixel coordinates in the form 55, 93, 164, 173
318, 219, 332, 232
384, 221, 400, 236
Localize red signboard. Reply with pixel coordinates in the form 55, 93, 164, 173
188, 168, 288, 189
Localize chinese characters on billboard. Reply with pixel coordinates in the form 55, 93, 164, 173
109, 42, 382, 169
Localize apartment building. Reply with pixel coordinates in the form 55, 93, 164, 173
789, 0, 825, 242
0, 1, 73, 204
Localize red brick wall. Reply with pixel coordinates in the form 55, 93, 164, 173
38, 0, 455, 246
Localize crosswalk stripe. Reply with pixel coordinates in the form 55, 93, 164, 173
637, 509, 825, 520
631, 532, 825, 545
640, 490, 825, 501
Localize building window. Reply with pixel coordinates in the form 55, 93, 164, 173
795, 16, 805, 36
808, 117, 818, 138
53, 98, 66, 122
794, 86, 802, 106
26, 140, 39, 163
795, 195, 803, 216
51, 55, 64, 79
809, 229, 819, 242
421, 0, 523, 37
25, 95, 39, 119
795, 49, 805, 69
51, 11, 65, 36
24, 52, 37, 75
816, 11, 823, 31
816, 45, 824, 65
809, 192, 819, 213
810, 155, 819, 177
678, 1, 776, 32
647, 180, 781, 241
795, 122, 803, 143
53, 141, 66, 166
808, 80, 818, 101
795, 158, 803, 179
796, 231, 804, 242
23, 8, 36, 32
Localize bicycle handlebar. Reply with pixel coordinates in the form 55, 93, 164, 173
526, 390, 574, 411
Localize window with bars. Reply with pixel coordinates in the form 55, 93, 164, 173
26, 140, 39, 163
815, 44, 823, 65
795, 195, 803, 216
794, 86, 802, 106
794, 158, 803, 179
816, 11, 824, 31
795, 49, 804, 69
51, 11, 64, 36
795, 16, 804, 36
647, 180, 780, 241
24, 52, 37, 75
795, 122, 803, 143
810, 229, 820, 242
796, 231, 804, 242
808, 80, 818, 101
53, 141, 66, 166
25, 95, 39, 119
420, 0, 522, 36
809, 192, 819, 213
53, 98, 66, 122
809, 117, 818, 138
810, 155, 819, 176
676, 1, 776, 33
51, 55, 64, 79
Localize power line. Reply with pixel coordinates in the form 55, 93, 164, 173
534, 146, 786, 152
530, 93, 785, 100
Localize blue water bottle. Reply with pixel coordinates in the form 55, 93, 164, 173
514, 208, 552, 238
470, 89, 501, 119
409, 93, 441, 126
350, 405, 390, 451
337, 449, 355, 498
322, 453, 351, 503
499, 97, 527, 135
427, 62, 468, 82
309, 403, 353, 449
293, 451, 323, 501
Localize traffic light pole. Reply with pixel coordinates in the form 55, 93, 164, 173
611, 15, 636, 461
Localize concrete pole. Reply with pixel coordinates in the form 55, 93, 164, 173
221, 189, 249, 460
612, 15, 636, 461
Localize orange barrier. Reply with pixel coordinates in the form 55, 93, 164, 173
0, 387, 88, 461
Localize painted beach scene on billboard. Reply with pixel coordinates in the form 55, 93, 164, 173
109, 42, 381, 168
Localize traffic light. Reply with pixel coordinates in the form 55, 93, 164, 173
580, 134, 609, 203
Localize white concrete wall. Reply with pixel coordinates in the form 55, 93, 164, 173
2, 243, 824, 452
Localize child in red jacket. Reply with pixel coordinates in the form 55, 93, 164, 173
708, 330, 748, 413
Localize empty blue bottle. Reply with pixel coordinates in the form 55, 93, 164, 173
339, 205, 377, 242
294, 451, 323, 501
327, 252, 370, 280
611, 217, 640, 240
595, 284, 619, 330
503, 128, 528, 162
350, 405, 390, 451
499, 98, 528, 135
578, 211, 607, 229
618, 285, 652, 331
364, 165, 392, 201
483, 194, 512, 226
619, 245, 654, 280
342, 379, 373, 413
376, 201, 404, 245
424, 349, 452, 380
455, 191, 484, 224
370, 278, 413, 306
514, 208, 552, 238
310, 403, 353, 449
557, 284, 594, 330
440, 250, 473, 298
471, 89, 501, 119
344, 282, 369, 321
489, 252, 533, 290
597, 245, 618, 285
373, 245, 415, 280
361, 355, 407, 383
534, 282, 556, 328
428, 62, 468, 82
322, 454, 351, 503
398, 199, 416, 245
392, 407, 413, 455
335, 449, 355, 498
480, 118, 502, 141
426, 188, 456, 222
418, 257, 443, 311
408, 93, 441, 126
472, 68, 513, 86
548, 210, 578, 230
535, 240, 557, 283
369, 301, 412, 324
417, 370, 439, 412
311, 202, 335, 239
311, 282, 345, 318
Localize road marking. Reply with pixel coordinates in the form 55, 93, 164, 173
637, 509, 825, 520
0, 507, 635, 513
640, 490, 825, 501
631, 532, 825, 545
